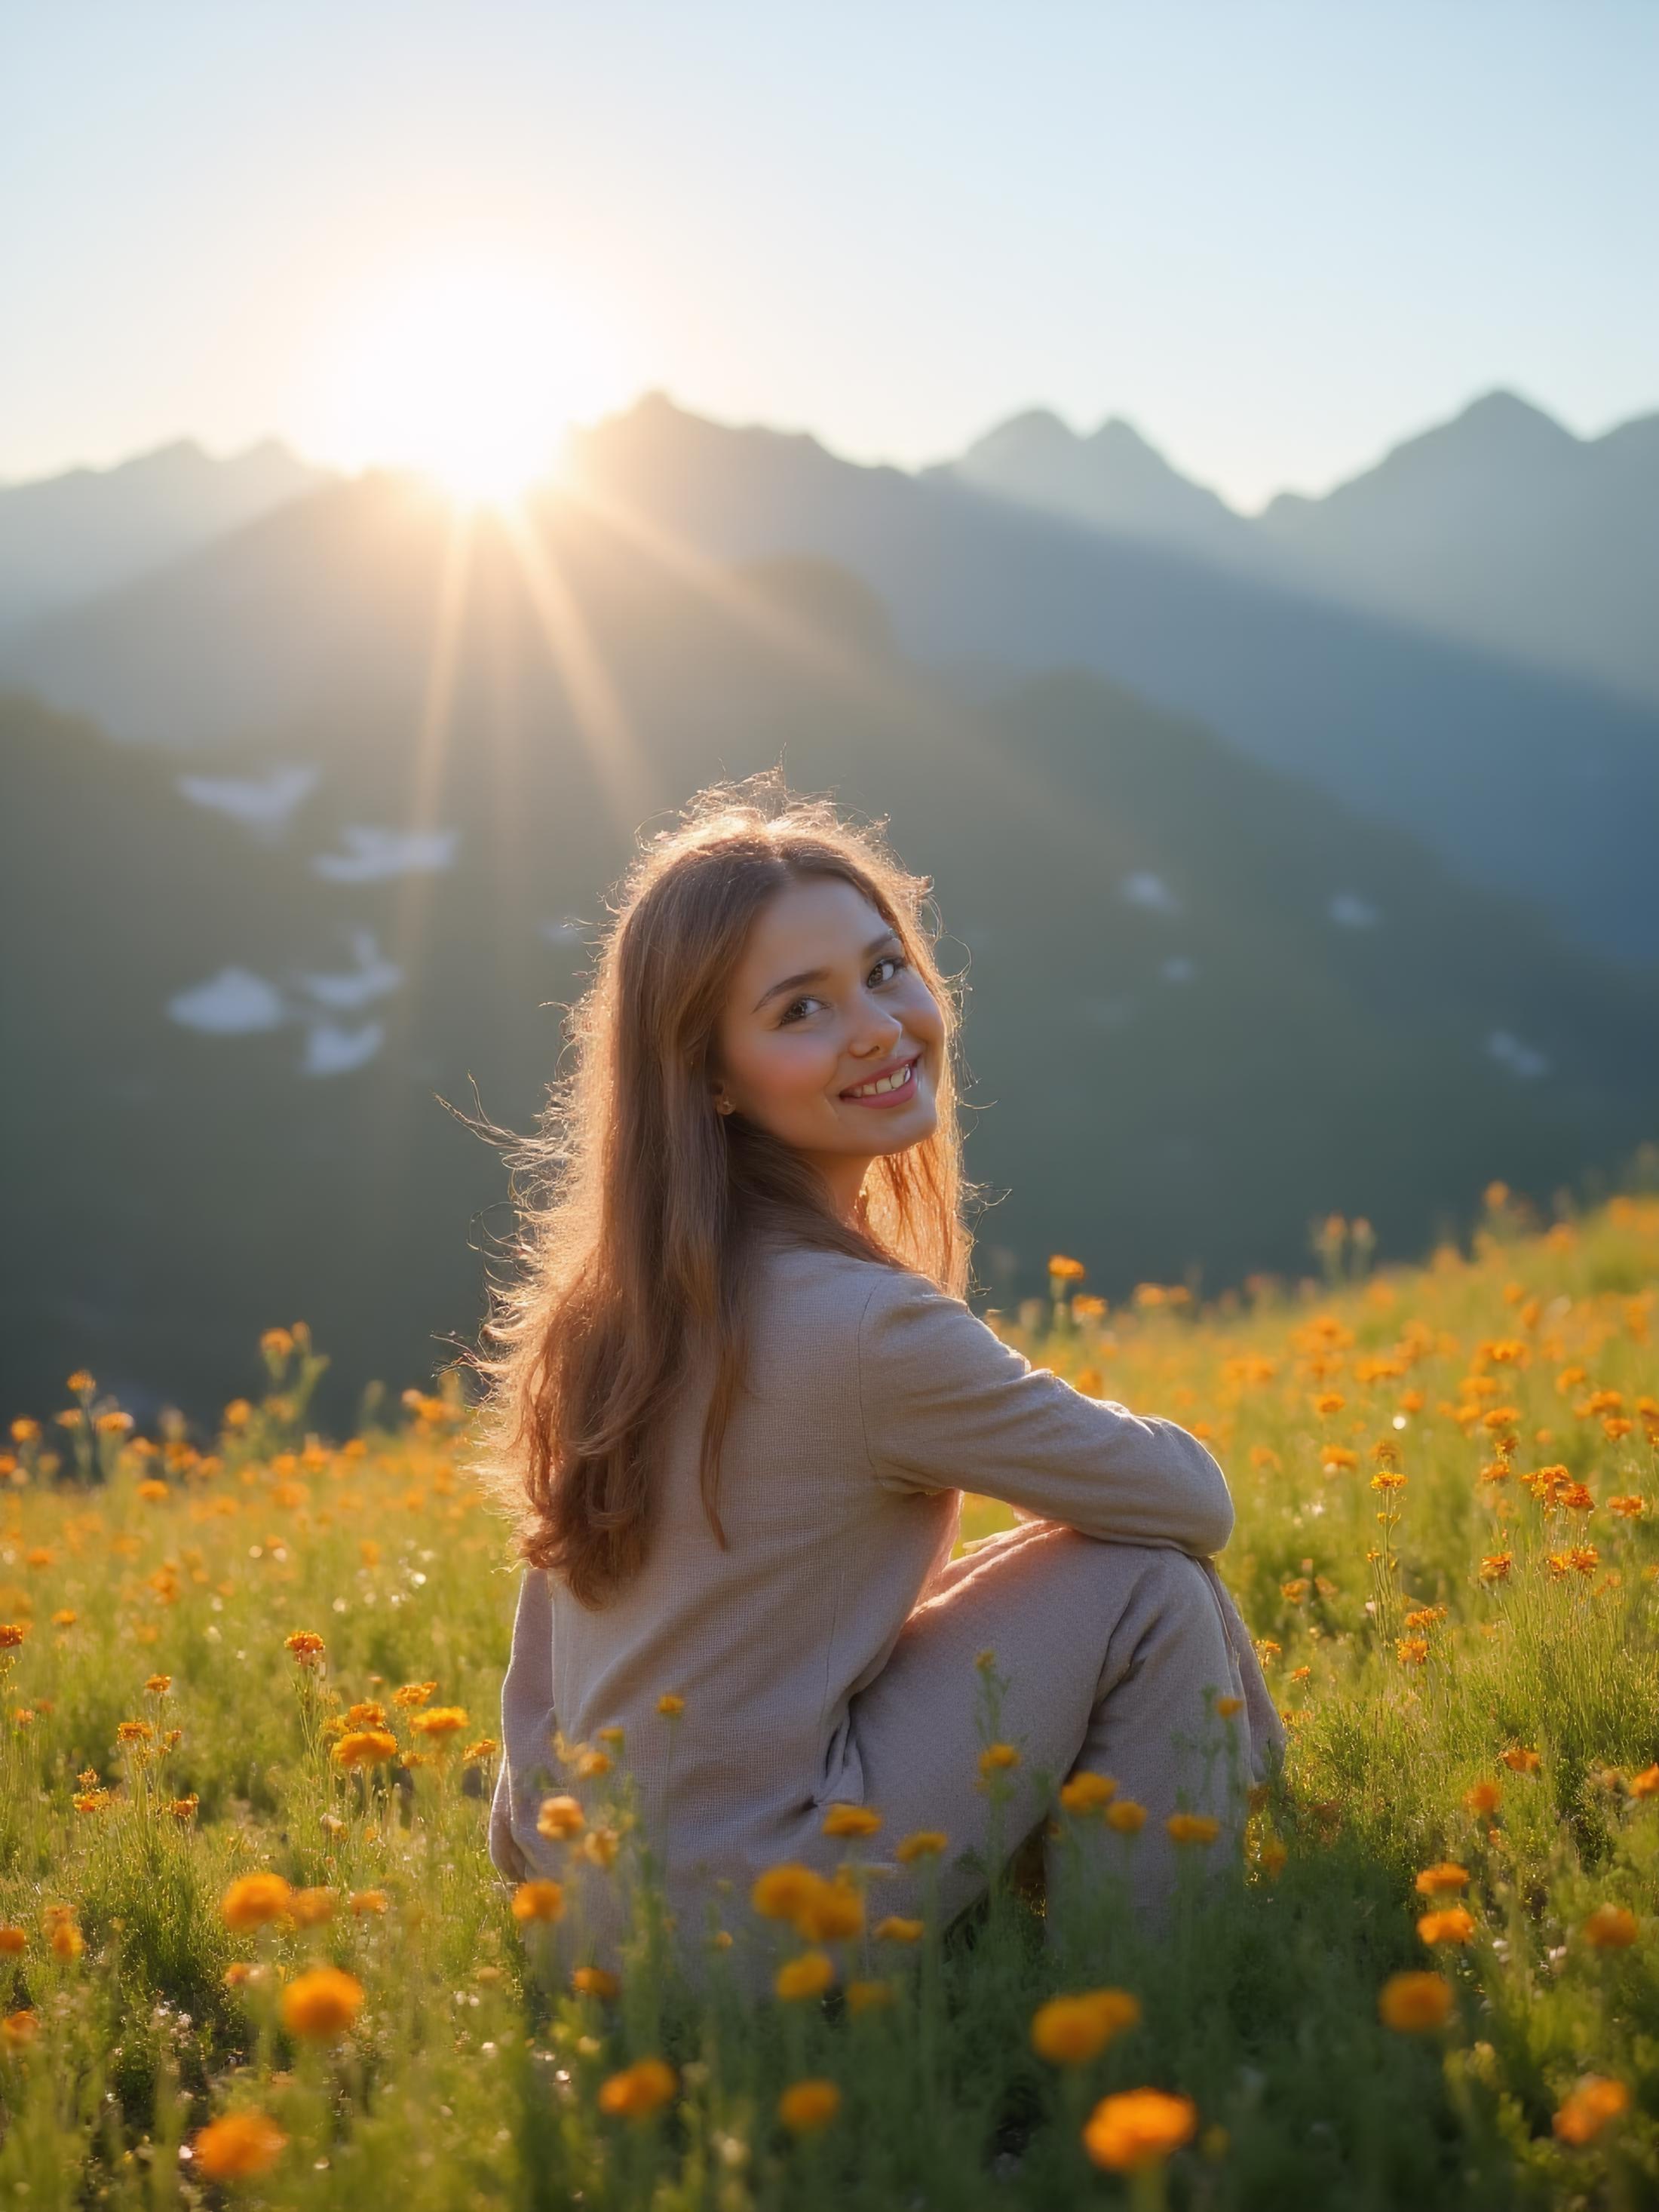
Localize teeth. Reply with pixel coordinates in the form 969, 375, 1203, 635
848, 1057, 915, 1098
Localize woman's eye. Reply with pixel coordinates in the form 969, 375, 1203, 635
777, 953, 907, 1026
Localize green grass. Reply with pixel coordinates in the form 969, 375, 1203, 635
2, 1183, 1657, 2207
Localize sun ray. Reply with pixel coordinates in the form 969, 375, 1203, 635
498, 502, 664, 837
550, 468, 1126, 871
388, 499, 477, 991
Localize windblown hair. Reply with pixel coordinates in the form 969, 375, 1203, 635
465, 767, 978, 1608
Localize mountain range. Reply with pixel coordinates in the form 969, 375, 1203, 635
2, 388, 1656, 1421
0, 437, 331, 645
945, 388, 1659, 713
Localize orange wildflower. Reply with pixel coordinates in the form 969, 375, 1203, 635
192, 2112, 288, 2181
1031, 1989, 1142, 2065
1378, 1971, 1453, 2031
1415, 1863, 1470, 1896
537, 1794, 586, 1841
598, 2058, 676, 2120
1581, 1904, 1639, 1949
845, 1980, 894, 2014
1059, 1772, 1118, 1814
1417, 1907, 1475, 1946
279, 1967, 363, 2042
1083, 2088, 1198, 2171
1166, 1813, 1219, 1845
1553, 2076, 1630, 2146
409, 1705, 468, 1740
821, 1803, 882, 1838
511, 1881, 565, 1925
332, 1726, 399, 1769
220, 1874, 293, 1931
778, 2079, 841, 2133
775, 1950, 836, 2000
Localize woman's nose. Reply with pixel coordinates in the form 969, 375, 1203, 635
849, 1013, 902, 1061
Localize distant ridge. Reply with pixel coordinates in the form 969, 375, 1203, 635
940, 385, 1659, 707
941, 407, 1250, 561
0, 434, 334, 641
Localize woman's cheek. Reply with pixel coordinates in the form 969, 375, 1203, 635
771, 1039, 836, 1100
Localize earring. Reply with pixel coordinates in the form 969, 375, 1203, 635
716, 1098, 733, 1115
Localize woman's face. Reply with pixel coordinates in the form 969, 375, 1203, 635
712, 876, 945, 1218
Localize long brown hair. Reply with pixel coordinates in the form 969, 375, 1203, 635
465, 766, 980, 1606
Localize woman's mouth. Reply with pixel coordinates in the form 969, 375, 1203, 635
840, 1053, 922, 1107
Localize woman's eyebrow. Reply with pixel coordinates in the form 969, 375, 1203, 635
752, 929, 900, 1013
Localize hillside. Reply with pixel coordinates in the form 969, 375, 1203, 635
5, 493, 1657, 1420
1, 1176, 1656, 2207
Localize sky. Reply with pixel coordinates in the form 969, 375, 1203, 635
2, 0, 1655, 513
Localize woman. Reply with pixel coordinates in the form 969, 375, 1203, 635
472, 771, 1283, 1993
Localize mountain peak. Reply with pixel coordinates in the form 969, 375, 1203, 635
958, 408, 1079, 465
1439, 387, 1575, 455
947, 403, 1243, 545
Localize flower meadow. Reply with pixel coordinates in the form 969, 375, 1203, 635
2, 1177, 1657, 2210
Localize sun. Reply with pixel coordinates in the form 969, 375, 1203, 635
316, 247, 618, 505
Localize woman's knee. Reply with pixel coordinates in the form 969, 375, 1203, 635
1063, 1535, 1220, 1621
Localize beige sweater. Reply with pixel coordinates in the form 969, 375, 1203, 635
489, 1231, 1247, 1930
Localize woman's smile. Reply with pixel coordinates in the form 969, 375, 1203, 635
839, 1051, 923, 1106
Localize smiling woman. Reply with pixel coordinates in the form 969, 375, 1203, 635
708, 878, 949, 1224
309, 242, 621, 504
468, 766, 1281, 1998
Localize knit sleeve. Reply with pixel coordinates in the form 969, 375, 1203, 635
855, 1266, 1235, 1557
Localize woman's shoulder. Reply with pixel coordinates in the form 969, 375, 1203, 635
749, 1235, 948, 1331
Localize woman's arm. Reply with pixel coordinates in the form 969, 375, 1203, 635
856, 1266, 1235, 1557
487, 1564, 557, 1885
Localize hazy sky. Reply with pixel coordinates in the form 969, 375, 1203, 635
4, 0, 1654, 511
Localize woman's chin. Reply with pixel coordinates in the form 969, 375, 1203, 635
872, 1102, 937, 1149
